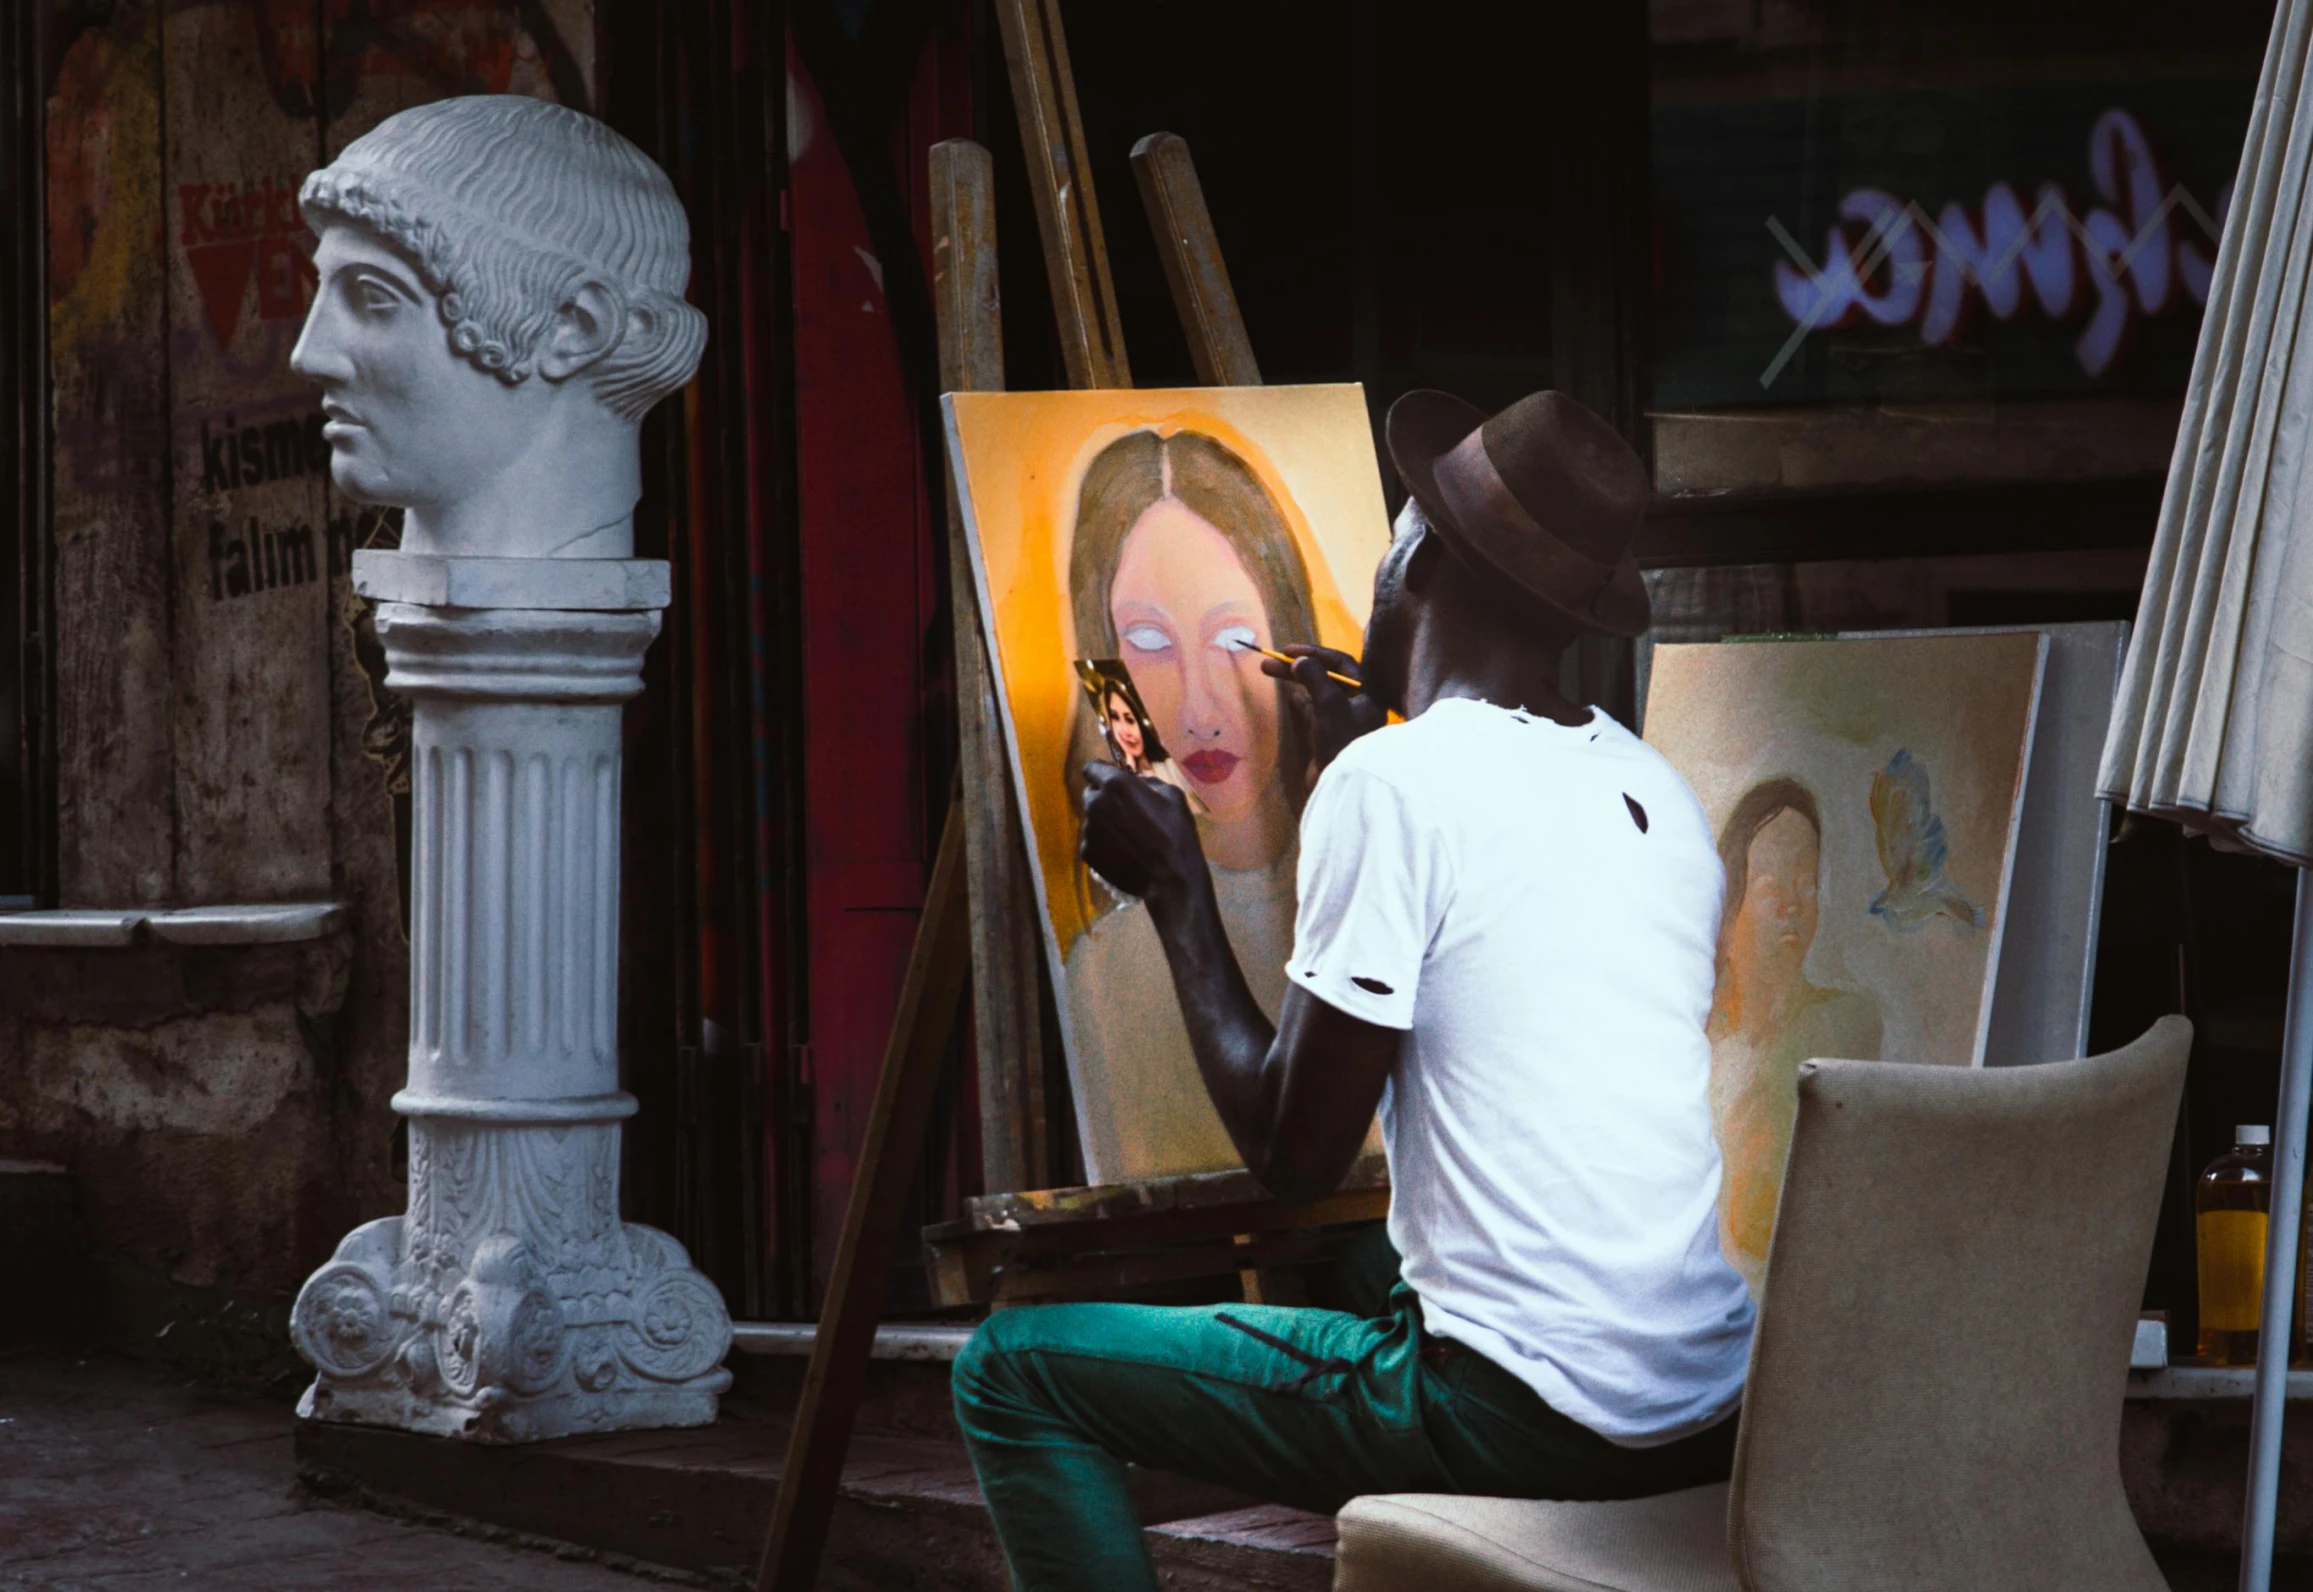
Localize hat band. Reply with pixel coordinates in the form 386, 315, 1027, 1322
1433, 428, 1617, 608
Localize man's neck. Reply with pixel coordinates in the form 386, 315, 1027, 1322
1402, 623, 1586, 726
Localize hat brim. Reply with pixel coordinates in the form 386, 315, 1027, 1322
1385, 389, 1651, 640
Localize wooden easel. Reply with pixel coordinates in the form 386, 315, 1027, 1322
756, 3, 1384, 1582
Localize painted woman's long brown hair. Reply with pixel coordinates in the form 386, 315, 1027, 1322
1713, 776, 1823, 974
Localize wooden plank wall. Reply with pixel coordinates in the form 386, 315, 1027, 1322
40, 0, 596, 1272
162, 1, 334, 902
48, 0, 594, 907
46, 1, 173, 907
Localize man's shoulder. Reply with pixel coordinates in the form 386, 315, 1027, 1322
1346, 699, 1636, 777
1297, 725, 1460, 853
1327, 707, 1479, 794
1333, 705, 1713, 843
1333, 700, 1603, 793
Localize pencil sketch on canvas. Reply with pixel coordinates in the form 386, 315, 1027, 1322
1644, 633, 2046, 1293
946, 385, 1392, 1184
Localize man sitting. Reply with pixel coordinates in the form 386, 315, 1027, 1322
954, 390, 1755, 1592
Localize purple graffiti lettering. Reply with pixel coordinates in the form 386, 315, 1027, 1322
1771, 108, 2226, 381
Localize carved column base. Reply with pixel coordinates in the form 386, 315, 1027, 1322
292, 1119, 732, 1443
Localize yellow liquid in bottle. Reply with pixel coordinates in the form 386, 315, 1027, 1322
2199, 1208, 2269, 1363
2199, 1133, 2273, 1365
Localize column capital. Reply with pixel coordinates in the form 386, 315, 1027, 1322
374, 602, 661, 704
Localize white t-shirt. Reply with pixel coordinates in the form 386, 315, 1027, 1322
1285, 697, 1755, 1446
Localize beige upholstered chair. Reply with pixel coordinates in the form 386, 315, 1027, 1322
1333, 1016, 2191, 1592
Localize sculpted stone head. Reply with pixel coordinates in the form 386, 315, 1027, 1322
291, 96, 705, 559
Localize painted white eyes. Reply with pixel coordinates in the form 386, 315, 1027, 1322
1119, 621, 1260, 657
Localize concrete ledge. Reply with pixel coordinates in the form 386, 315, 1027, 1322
0, 902, 348, 948
731, 1321, 972, 1362
148, 902, 349, 944
0, 910, 144, 947
2129, 1366, 2313, 1400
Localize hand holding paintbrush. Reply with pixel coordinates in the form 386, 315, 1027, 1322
1233, 640, 1390, 774
1229, 638, 1363, 691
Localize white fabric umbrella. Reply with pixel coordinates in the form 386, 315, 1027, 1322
2100, 3, 2313, 1586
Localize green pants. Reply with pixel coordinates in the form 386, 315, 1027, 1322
952, 1230, 1739, 1592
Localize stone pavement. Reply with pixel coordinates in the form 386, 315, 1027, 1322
8, 1343, 2283, 1591
0, 1349, 678, 1590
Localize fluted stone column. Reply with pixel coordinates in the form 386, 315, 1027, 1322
291, 553, 731, 1443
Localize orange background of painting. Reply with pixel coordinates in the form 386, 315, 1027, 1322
946, 384, 1392, 957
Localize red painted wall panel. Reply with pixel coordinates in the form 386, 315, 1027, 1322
785, 36, 970, 1298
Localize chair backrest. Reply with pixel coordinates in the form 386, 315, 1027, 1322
1728, 1016, 2189, 1592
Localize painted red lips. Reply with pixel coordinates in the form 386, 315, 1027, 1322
1182, 749, 1241, 785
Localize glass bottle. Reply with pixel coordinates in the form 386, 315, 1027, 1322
2199, 1124, 2273, 1366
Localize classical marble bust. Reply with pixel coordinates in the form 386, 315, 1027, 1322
290, 96, 705, 560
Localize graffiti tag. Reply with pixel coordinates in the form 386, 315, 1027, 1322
1769, 109, 2229, 382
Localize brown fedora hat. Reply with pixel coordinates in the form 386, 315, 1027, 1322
1386, 389, 1652, 638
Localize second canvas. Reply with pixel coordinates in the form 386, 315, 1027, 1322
1644, 633, 2047, 1293
946, 384, 1393, 1185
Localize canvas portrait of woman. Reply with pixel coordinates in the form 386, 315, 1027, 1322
946, 386, 1391, 1183
1061, 429, 1321, 1173
1642, 632, 2045, 1295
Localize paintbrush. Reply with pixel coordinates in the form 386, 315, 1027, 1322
1230, 638, 1363, 691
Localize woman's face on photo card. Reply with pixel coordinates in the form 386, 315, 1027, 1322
1103, 687, 1147, 766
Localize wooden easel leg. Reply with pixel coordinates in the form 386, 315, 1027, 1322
754, 798, 972, 1592
1130, 133, 1262, 388
932, 137, 1049, 1197
992, 0, 1132, 389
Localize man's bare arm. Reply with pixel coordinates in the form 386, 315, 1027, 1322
1080, 762, 1398, 1201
